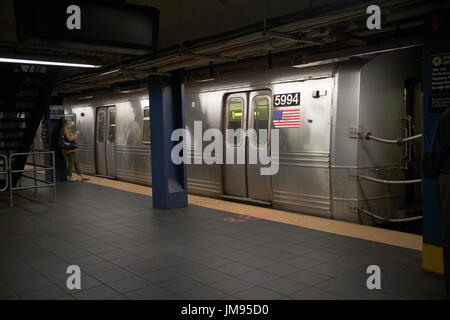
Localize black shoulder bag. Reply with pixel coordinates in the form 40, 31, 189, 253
59, 135, 78, 150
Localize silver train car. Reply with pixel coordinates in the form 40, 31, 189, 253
63, 49, 421, 224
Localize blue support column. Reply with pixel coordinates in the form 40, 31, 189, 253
149, 72, 188, 209
43, 102, 67, 183
422, 11, 450, 274
44, 118, 67, 182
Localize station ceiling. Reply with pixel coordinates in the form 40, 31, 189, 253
0, 0, 448, 96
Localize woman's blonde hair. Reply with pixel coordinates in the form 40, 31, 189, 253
62, 118, 70, 126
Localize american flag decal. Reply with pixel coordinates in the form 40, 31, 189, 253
273, 109, 300, 128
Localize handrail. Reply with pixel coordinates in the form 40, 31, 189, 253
358, 175, 422, 185
24, 162, 54, 169
8, 150, 56, 207
360, 208, 422, 223
9, 150, 56, 156
21, 174, 53, 184
11, 167, 54, 173
12, 184, 55, 192
0, 154, 8, 192
364, 132, 422, 145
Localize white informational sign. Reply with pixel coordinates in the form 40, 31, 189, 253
49, 105, 65, 119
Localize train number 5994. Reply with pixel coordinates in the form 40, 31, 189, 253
273, 92, 300, 107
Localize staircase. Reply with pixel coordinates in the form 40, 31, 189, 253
0, 64, 57, 189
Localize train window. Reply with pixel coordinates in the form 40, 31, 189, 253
65, 114, 76, 134
108, 108, 116, 143
98, 111, 105, 143
251, 96, 270, 147
227, 98, 244, 146
142, 106, 150, 144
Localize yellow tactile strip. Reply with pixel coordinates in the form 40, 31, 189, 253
85, 175, 422, 251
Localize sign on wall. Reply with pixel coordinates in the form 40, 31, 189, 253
49, 105, 65, 120
430, 52, 450, 112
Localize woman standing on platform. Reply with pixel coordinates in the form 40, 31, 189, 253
60, 118, 89, 182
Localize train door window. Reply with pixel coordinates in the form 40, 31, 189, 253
142, 106, 150, 144
97, 111, 105, 143
65, 113, 76, 134
251, 96, 270, 147
226, 98, 244, 146
108, 108, 117, 143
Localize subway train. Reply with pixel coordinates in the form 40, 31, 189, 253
60, 48, 422, 225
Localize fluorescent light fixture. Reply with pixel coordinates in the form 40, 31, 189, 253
292, 57, 350, 68
0, 57, 100, 68
195, 78, 215, 83
350, 44, 421, 57
120, 88, 146, 94
99, 69, 120, 76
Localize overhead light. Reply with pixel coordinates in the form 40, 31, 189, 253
350, 44, 421, 57
78, 95, 93, 100
99, 69, 120, 76
292, 57, 349, 68
195, 78, 214, 83
0, 57, 100, 68
120, 88, 146, 94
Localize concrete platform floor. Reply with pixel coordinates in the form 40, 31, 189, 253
0, 179, 448, 300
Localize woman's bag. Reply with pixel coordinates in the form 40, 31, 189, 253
423, 122, 445, 179
59, 135, 78, 149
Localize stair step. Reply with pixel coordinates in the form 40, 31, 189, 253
0, 98, 37, 109
0, 82, 43, 91
0, 126, 28, 130
1, 71, 49, 81
0, 148, 20, 153
1, 96, 39, 102
0, 136, 26, 141
0, 107, 36, 112
0, 111, 32, 117
0, 118, 28, 123
0, 125, 28, 131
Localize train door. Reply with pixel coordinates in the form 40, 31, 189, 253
95, 106, 116, 178
222, 90, 273, 204
247, 91, 272, 201
223, 93, 247, 198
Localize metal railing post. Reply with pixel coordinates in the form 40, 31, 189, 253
52, 151, 56, 202
0, 155, 8, 193
9, 155, 13, 207
33, 152, 37, 197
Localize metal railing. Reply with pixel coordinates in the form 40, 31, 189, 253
358, 174, 422, 185
8, 149, 56, 207
364, 132, 422, 145
360, 208, 423, 223
0, 154, 8, 192
360, 127, 423, 222
357, 172, 422, 223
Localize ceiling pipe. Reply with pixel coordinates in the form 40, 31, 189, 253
178, 52, 237, 63
263, 31, 324, 45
